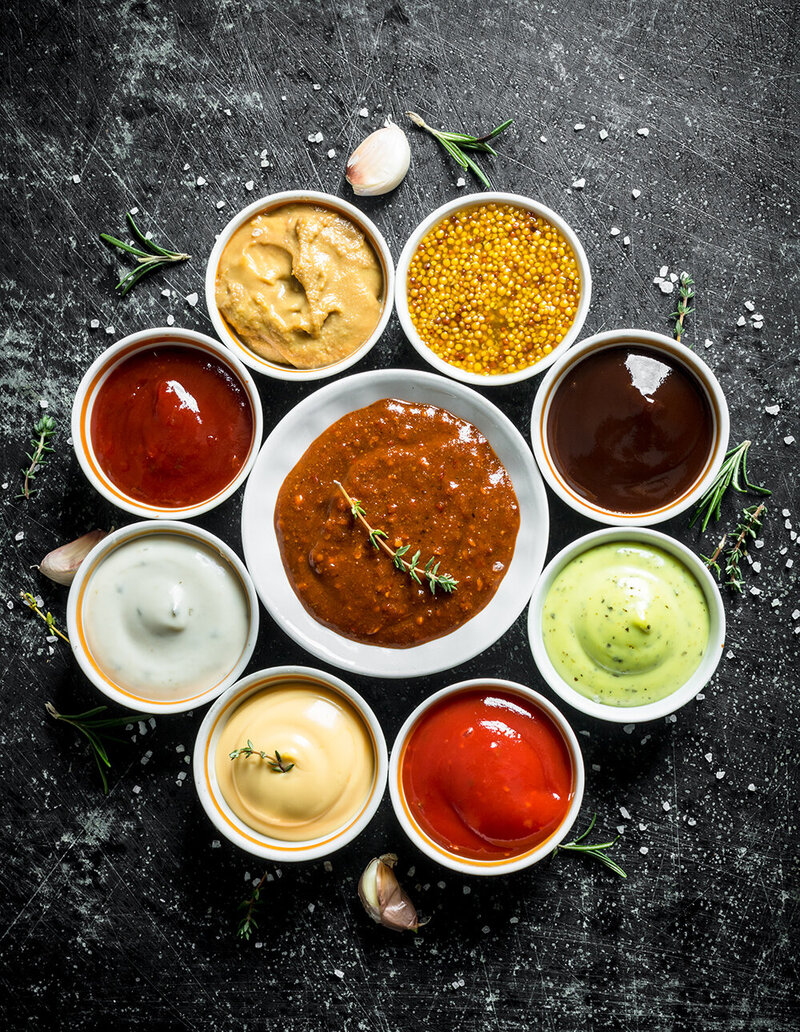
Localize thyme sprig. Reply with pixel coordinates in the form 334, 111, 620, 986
237, 871, 268, 940
700, 534, 727, 578
230, 740, 294, 773
557, 813, 627, 878
671, 272, 695, 343
406, 111, 514, 190
334, 481, 458, 595
722, 502, 767, 592
100, 211, 190, 296
690, 440, 771, 532
18, 414, 55, 500
20, 591, 69, 644
45, 701, 149, 794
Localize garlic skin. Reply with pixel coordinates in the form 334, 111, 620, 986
358, 853, 421, 932
346, 123, 411, 197
39, 530, 108, 586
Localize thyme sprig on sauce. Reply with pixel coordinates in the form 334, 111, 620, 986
229, 740, 294, 773
18, 414, 55, 500
45, 701, 149, 794
671, 272, 695, 343
237, 871, 268, 940
557, 813, 627, 878
334, 480, 458, 595
100, 211, 190, 296
690, 440, 770, 532
406, 111, 514, 190
20, 591, 69, 644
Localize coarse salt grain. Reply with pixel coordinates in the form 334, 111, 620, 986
715, 771, 725, 779
327, 148, 336, 158
785, 436, 795, 445
105, 326, 115, 335
456, 177, 466, 187
14, 531, 24, 541
196, 176, 206, 186
659, 265, 669, 277
658, 281, 674, 294
640, 846, 649, 854
358, 107, 369, 117
786, 559, 794, 569
71, 174, 81, 184
765, 404, 780, 415
637, 127, 650, 136
750, 586, 761, 595
632, 189, 641, 199
216, 200, 225, 209
623, 724, 634, 734
747, 784, 756, 792
792, 609, 800, 621
166, 314, 175, 326
312, 83, 321, 90
539, 135, 547, 143
772, 599, 781, 607
574, 123, 586, 131
186, 292, 198, 307
744, 300, 755, 311
623, 236, 631, 246
245, 180, 254, 191
752, 562, 761, 574
90, 318, 100, 329
620, 806, 631, 819
755, 539, 764, 549
610, 227, 620, 236
333, 969, 344, 979
687, 817, 696, 826
705, 753, 712, 762
572, 178, 586, 189
161, 288, 171, 297
704, 338, 713, 348
133, 785, 141, 794
737, 315, 746, 326
599, 129, 608, 140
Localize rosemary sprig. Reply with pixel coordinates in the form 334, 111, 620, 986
722, 502, 767, 592
230, 740, 294, 773
45, 701, 149, 794
20, 591, 69, 644
690, 440, 771, 532
18, 414, 55, 500
406, 111, 514, 190
557, 814, 627, 878
237, 871, 268, 940
671, 272, 695, 343
99, 211, 190, 296
334, 480, 458, 595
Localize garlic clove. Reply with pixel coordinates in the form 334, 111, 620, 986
346, 123, 411, 197
358, 853, 422, 932
39, 530, 108, 586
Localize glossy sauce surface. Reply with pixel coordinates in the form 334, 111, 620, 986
91, 346, 254, 508
547, 345, 714, 513
275, 399, 520, 647
401, 689, 573, 861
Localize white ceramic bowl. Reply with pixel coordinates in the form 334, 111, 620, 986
67, 521, 260, 714
530, 328, 730, 526
241, 367, 549, 679
389, 678, 585, 876
192, 666, 388, 861
205, 190, 395, 381
527, 526, 726, 723
395, 192, 592, 387
71, 327, 263, 520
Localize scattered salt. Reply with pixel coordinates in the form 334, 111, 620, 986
637, 127, 650, 136
177, 771, 187, 781
456, 177, 466, 187
324, 861, 333, 872
704, 753, 712, 762
185, 292, 199, 307
308, 903, 315, 912
71, 174, 81, 184
744, 300, 755, 311
133, 785, 141, 795
747, 784, 756, 792
755, 539, 765, 549
610, 227, 621, 236
715, 771, 725, 779
196, 176, 206, 187
782, 509, 791, 517
750, 586, 761, 596
736, 315, 746, 326
764, 404, 780, 415
245, 180, 254, 191
786, 559, 793, 569
623, 236, 630, 246
640, 846, 649, 854
358, 107, 369, 117
623, 724, 635, 734
105, 325, 115, 335
687, 817, 697, 826
539, 135, 547, 143
312, 83, 321, 91
620, 806, 631, 819
574, 123, 586, 131
90, 318, 100, 329
326, 149, 336, 158
669, 272, 678, 282
463, 885, 471, 895
333, 969, 344, 979
791, 609, 799, 621
599, 128, 608, 140
662, 801, 670, 811
726, 650, 735, 659
771, 599, 781, 608
211, 839, 221, 848
216, 200, 226, 209
659, 265, 669, 277
752, 562, 761, 574
166, 314, 175, 326
39, 398, 48, 409
176, 744, 185, 753
632, 188, 641, 199
785, 436, 795, 445
572, 177, 586, 189
658, 281, 674, 294
704, 338, 713, 348
161, 288, 171, 298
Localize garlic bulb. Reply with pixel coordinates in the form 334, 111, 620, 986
39, 530, 108, 585
346, 123, 411, 197
358, 853, 422, 932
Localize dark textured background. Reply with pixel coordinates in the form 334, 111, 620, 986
1, 1, 798, 1029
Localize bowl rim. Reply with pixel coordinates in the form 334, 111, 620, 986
204, 189, 395, 382
527, 525, 726, 723
394, 191, 592, 387
192, 665, 388, 860
66, 520, 260, 714
71, 326, 264, 520
240, 366, 550, 679
388, 678, 585, 875
530, 327, 731, 526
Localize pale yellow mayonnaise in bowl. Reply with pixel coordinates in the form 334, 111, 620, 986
193, 667, 388, 860
67, 522, 259, 714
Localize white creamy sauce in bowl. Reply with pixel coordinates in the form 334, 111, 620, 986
82, 535, 250, 703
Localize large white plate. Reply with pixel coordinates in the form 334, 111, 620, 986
241, 369, 549, 678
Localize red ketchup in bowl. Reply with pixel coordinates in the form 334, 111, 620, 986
401, 688, 574, 861
90, 346, 254, 508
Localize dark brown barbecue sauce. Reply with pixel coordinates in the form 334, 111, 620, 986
547, 345, 714, 514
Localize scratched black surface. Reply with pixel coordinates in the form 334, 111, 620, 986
1, 1, 798, 1029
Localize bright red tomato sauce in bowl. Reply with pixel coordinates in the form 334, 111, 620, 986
400, 688, 574, 861
90, 346, 254, 509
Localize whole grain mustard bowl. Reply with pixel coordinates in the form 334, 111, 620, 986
389, 679, 585, 876
395, 193, 592, 387
527, 527, 726, 724
205, 190, 395, 382
193, 667, 388, 861
67, 521, 259, 714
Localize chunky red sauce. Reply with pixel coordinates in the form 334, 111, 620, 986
401, 689, 574, 861
274, 399, 520, 648
91, 346, 254, 508
547, 345, 714, 513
